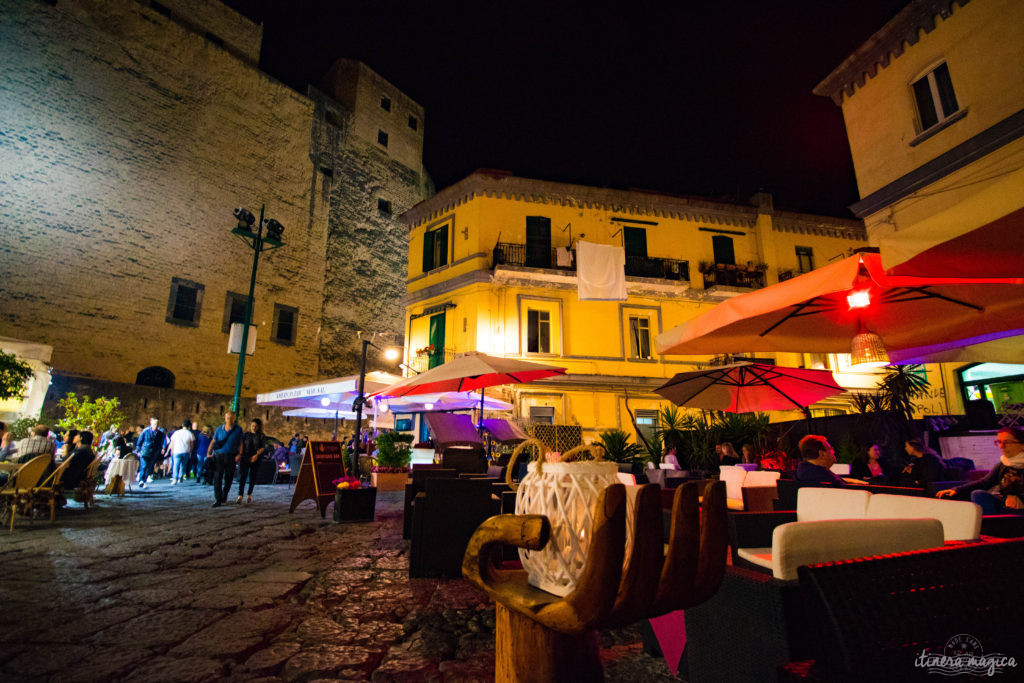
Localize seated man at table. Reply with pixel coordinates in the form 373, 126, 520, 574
63, 430, 95, 491
795, 435, 867, 486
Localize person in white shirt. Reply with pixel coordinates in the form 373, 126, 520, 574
166, 420, 196, 485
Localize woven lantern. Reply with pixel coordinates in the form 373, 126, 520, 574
507, 440, 622, 597
850, 322, 889, 369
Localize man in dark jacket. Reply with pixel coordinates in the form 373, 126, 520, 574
135, 418, 165, 488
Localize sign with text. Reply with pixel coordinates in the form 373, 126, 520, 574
288, 441, 347, 518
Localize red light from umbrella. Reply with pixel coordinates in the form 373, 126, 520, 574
846, 290, 871, 309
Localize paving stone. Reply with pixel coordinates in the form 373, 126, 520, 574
122, 655, 227, 683
282, 644, 384, 681
0, 480, 661, 681
171, 607, 297, 658
240, 640, 303, 675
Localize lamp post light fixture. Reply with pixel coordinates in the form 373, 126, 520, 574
351, 338, 400, 478
230, 205, 285, 413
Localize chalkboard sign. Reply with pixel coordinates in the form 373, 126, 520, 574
289, 441, 347, 518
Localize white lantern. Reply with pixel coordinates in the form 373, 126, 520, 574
509, 441, 620, 597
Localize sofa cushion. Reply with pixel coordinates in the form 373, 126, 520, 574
735, 546, 772, 569
796, 487, 870, 522
829, 463, 851, 475
719, 465, 747, 508
770, 518, 944, 580
743, 471, 781, 487
866, 493, 982, 541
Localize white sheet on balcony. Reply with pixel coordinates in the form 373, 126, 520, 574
576, 241, 626, 301
556, 246, 573, 267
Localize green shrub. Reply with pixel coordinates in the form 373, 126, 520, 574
598, 429, 644, 464
375, 431, 413, 470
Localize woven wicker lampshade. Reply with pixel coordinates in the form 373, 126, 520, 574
850, 324, 889, 369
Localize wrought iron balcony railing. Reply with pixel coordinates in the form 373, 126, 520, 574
493, 242, 690, 282
701, 264, 766, 290
407, 347, 457, 373
625, 255, 689, 281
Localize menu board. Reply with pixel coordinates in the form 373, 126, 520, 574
289, 441, 347, 518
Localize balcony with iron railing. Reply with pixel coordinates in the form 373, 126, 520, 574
492, 242, 689, 282
699, 262, 767, 290
407, 347, 457, 373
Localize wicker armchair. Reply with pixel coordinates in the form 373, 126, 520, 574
0, 455, 52, 531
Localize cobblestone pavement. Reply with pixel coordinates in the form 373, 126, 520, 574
0, 479, 679, 682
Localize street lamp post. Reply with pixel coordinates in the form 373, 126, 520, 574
230, 205, 285, 413
351, 337, 399, 479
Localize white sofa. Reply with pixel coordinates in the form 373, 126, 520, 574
737, 517, 945, 580
720, 466, 781, 510
733, 487, 982, 580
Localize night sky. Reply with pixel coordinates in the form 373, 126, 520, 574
226, 1, 908, 217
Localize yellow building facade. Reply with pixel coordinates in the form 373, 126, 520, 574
815, 0, 1024, 416
401, 171, 868, 440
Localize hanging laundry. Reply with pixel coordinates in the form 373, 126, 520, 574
576, 241, 626, 301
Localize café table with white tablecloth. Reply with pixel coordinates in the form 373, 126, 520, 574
104, 457, 139, 493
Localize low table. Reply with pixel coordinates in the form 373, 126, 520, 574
104, 458, 139, 494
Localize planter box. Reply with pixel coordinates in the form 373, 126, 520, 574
333, 486, 377, 522
371, 471, 409, 491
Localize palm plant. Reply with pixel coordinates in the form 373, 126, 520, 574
657, 405, 687, 457
880, 365, 930, 425
597, 429, 644, 464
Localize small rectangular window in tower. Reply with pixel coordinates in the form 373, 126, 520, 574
408, 115, 418, 131
628, 316, 652, 359
526, 310, 551, 354
166, 277, 204, 327
377, 130, 389, 147
272, 304, 299, 346
795, 246, 814, 273
912, 62, 959, 132
377, 198, 392, 215
380, 96, 391, 111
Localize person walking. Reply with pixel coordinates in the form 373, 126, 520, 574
237, 418, 268, 505
135, 418, 164, 489
208, 411, 243, 508
195, 426, 212, 484
166, 420, 195, 485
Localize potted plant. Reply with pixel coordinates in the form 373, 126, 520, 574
597, 428, 646, 476
371, 431, 413, 491
333, 476, 376, 522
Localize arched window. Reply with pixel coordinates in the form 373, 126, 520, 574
136, 366, 175, 389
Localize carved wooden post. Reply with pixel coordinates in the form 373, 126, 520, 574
463, 480, 727, 682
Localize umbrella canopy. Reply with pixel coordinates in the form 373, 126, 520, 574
881, 206, 1024, 279
888, 329, 1024, 365
372, 351, 567, 397
655, 251, 1024, 356
379, 391, 513, 413
257, 371, 402, 410
654, 362, 844, 414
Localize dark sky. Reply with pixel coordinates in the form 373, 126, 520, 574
226, 1, 907, 217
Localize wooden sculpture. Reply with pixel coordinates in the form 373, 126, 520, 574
463, 480, 727, 682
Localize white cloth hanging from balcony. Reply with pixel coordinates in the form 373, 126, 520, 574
556, 246, 573, 268
576, 241, 626, 301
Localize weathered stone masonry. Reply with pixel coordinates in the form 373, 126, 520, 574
0, 0, 430, 433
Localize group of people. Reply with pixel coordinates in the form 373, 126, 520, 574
130, 412, 275, 507
793, 428, 1024, 512
0, 421, 99, 499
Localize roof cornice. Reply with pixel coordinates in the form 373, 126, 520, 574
813, 0, 970, 105
400, 172, 861, 233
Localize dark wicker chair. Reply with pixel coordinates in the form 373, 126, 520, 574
409, 476, 500, 577
402, 466, 457, 539
789, 539, 1024, 680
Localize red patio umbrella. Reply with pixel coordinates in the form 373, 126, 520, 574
654, 362, 844, 424
372, 351, 567, 430
655, 251, 1024, 357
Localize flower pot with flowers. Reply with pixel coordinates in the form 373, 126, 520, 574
415, 344, 436, 357
372, 431, 413, 491
332, 475, 376, 522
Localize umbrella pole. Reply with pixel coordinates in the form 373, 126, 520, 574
333, 410, 339, 441
479, 389, 491, 458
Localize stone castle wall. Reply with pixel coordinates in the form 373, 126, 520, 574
0, 0, 430, 417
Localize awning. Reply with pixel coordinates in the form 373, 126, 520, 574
881, 206, 1024, 279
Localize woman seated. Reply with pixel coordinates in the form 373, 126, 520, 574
850, 443, 889, 484
718, 442, 740, 467
895, 439, 943, 487
937, 427, 1024, 514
